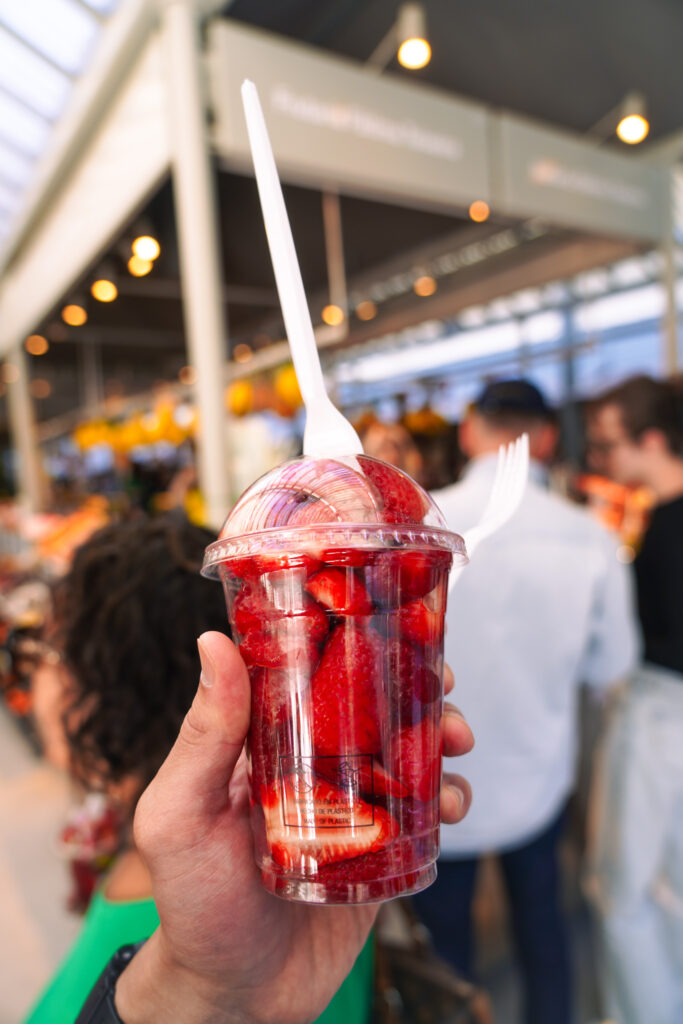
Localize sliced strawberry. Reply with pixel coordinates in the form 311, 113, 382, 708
248, 667, 299, 799
222, 556, 256, 581
313, 756, 408, 799
391, 716, 442, 802
320, 547, 369, 568
366, 549, 450, 606
249, 666, 296, 729
239, 620, 321, 670
310, 624, 385, 756
252, 552, 321, 576
232, 585, 267, 635
225, 552, 321, 579
397, 597, 445, 646
316, 835, 422, 894
233, 581, 328, 650
360, 456, 428, 525
264, 583, 329, 642
386, 638, 441, 717
262, 778, 398, 869
363, 760, 408, 799
305, 568, 373, 615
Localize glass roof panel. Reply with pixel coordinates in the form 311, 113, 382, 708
0, 0, 99, 75
0, 138, 35, 187
0, 90, 52, 156
0, 27, 72, 119
0, 0, 119, 260
0, 179, 20, 214
80, 0, 118, 12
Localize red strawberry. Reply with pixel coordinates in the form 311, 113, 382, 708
263, 583, 329, 642
262, 778, 398, 869
366, 549, 450, 606
233, 581, 328, 658
310, 624, 385, 756
320, 547, 368, 568
397, 597, 445, 646
254, 552, 321, 576
306, 568, 373, 615
222, 556, 256, 580
248, 667, 301, 799
386, 638, 441, 717
391, 717, 442, 802
232, 586, 267, 635
239, 619, 322, 670
313, 836, 428, 899
396, 794, 439, 835
227, 553, 321, 578
249, 666, 296, 729
360, 456, 427, 525
312, 756, 408, 799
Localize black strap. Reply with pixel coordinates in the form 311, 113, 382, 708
74, 942, 145, 1023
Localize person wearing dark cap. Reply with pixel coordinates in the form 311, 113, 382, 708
412, 379, 639, 1024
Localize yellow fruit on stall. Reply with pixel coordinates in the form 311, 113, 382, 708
274, 364, 302, 412
226, 380, 254, 417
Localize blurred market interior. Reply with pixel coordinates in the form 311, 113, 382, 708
0, 0, 681, 1021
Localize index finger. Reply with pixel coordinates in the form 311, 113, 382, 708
444, 663, 454, 696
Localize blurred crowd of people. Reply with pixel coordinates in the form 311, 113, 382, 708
0, 372, 681, 1024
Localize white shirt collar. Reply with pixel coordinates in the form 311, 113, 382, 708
461, 453, 548, 487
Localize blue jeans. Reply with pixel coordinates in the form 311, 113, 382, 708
412, 808, 572, 1024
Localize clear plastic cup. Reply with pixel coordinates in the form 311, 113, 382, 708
202, 454, 467, 904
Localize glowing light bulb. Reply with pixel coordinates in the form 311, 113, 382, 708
132, 235, 161, 261
398, 37, 431, 69
355, 300, 378, 321
469, 200, 490, 223
91, 279, 118, 302
25, 335, 49, 356
62, 304, 87, 326
413, 275, 437, 297
128, 255, 153, 277
322, 304, 345, 326
396, 3, 431, 69
616, 114, 649, 144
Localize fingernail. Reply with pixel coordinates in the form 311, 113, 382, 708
447, 783, 465, 813
443, 704, 466, 721
197, 635, 216, 688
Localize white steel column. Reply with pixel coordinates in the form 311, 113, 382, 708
662, 237, 679, 373
161, 0, 230, 528
322, 191, 348, 316
5, 346, 43, 513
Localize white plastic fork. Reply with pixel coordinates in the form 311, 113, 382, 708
241, 80, 363, 458
449, 432, 530, 591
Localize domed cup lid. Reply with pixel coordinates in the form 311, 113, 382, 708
202, 454, 467, 578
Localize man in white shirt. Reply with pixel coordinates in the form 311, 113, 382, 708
412, 380, 639, 1024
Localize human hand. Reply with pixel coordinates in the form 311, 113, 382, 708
115, 632, 474, 1024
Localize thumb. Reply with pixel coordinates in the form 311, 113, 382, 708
139, 631, 251, 831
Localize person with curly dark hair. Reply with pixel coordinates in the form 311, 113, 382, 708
23, 513, 374, 1024
55, 513, 228, 798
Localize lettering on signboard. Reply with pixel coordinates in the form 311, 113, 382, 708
271, 84, 463, 162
